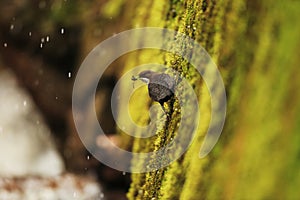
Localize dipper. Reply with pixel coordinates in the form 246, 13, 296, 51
132, 70, 175, 107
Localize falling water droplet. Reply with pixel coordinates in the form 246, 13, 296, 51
100, 193, 104, 199
61, 28, 65, 34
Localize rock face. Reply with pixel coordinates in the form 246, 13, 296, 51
0, 69, 64, 177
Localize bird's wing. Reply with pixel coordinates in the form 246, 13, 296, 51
148, 83, 173, 102
156, 73, 175, 91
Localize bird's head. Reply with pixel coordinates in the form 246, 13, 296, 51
131, 70, 155, 84
138, 70, 156, 84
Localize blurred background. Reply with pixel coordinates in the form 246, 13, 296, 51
0, 0, 129, 199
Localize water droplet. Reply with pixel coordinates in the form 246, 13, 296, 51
55, 96, 58, 100
41, 37, 45, 43
122, 172, 126, 175
87, 155, 90, 160
46, 36, 50, 42
40, 43, 43, 48
29, 32, 32, 36
3, 43, 7, 47
68, 72, 71, 78
10, 24, 14, 30
61, 28, 65, 34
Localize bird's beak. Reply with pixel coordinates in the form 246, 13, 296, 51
131, 75, 150, 84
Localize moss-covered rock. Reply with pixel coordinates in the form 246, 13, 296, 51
117, 0, 300, 199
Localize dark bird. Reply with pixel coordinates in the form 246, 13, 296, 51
131, 70, 175, 108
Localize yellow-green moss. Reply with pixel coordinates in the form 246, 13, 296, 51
115, 0, 300, 199
101, 0, 124, 19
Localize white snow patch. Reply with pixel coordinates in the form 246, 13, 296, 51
0, 69, 65, 177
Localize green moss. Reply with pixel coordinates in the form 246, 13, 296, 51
118, 0, 300, 199
101, 0, 124, 19
160, 161, 186, 200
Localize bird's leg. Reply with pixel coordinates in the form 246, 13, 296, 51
160, 102, 171, 120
